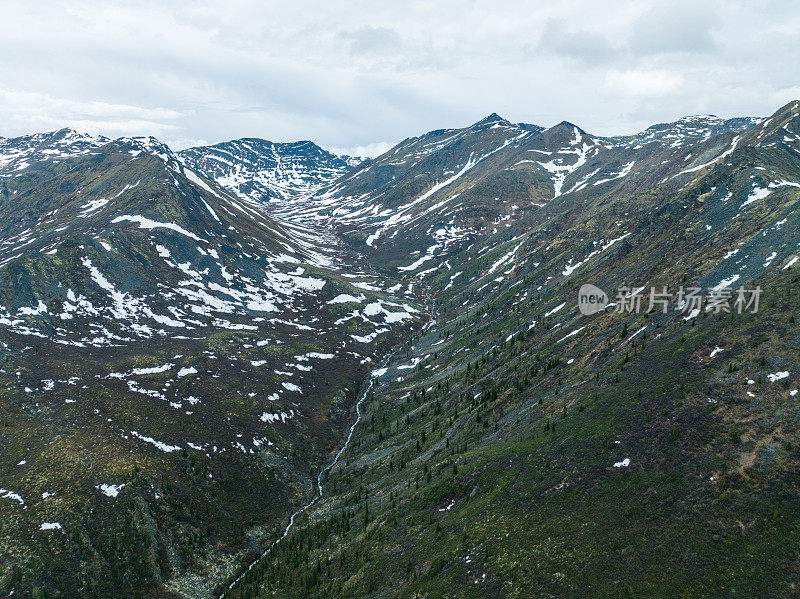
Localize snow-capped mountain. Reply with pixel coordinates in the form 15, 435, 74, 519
222, 101, 800, 598
612, 114, 764, 147
0, 128, 109, 173
178, 138, 360, 204
254, 106, 790, 270
0, 127, 420, 597
4, 100, 800, 599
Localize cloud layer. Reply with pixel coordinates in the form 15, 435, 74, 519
1, 0, 798, 155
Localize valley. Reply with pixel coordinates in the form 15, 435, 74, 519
2, 100, 800, 598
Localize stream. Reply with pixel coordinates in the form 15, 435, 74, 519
219, 279, 435, 598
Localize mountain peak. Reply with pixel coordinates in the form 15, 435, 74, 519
773, 98, 800, 114
767, 99, 800, 122
472, 112, 512, 127
518, 122, 545, 133
741, 98, 800, 145
540, 121, 589, 140
47, 127, 108, 144
0, 128, 109, 174
554, 120, 583, 131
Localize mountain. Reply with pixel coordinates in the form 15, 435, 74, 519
4, 101, 800, 598
204, 102, 800, 598
271, 114, 554, 268
178, 138, 360, 205
264, 110, 773, 275
0, 129, 421, 596
613, 114, 764, 146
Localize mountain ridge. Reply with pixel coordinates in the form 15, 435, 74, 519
2, 100, 800, 598
177, 137, 360, 205
213, 100, 800, 597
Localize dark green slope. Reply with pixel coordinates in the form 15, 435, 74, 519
221, 102, 800, 598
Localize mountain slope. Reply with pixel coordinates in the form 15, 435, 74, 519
218, 101, 800, 598
4, 101, 800, 599
0, 130, 422, 597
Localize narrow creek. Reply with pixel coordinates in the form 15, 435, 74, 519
219, 279, 436, 598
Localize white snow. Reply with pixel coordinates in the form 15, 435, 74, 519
327, 293, 365, 304
562, 234, 630, 277
96, 483, 125, 498
711, 275, 740, 292
18, 300, 48, 316
130, 431, 181, 452
131, 364, 173, 375
398, 254, 435, 271
768, 371, 790, 382
111, 215, 205, 242
740, 186, 772, 209
557, 326, 586, 343
544, 302, 567, 317
592, 160, 635, 185
0, 489, 24, 505
626, 326, 647, 342
260, 410, 294, 423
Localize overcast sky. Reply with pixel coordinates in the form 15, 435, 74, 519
1, 0, 798, 156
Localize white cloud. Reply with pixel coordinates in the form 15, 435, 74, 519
602, 69, 684, 98
326, 141, 395, 159
0, 0, 797, 149
0, 88, 184, 137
